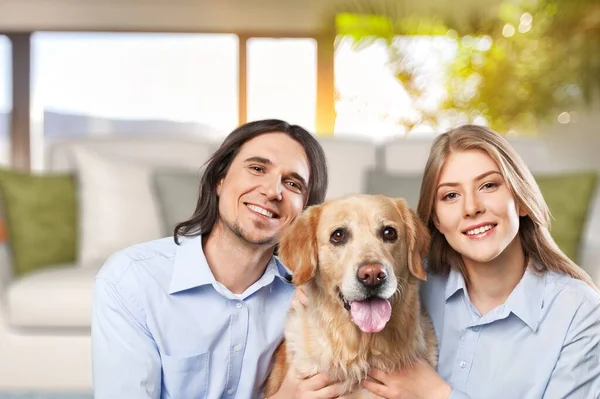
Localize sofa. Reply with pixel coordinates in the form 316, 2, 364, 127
0, 131, 598, 392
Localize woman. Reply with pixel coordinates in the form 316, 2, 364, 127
361, 125, 600, 399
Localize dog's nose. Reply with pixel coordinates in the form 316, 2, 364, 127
357, 264, 387, 287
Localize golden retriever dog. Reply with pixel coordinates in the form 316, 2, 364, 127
263, 194, 437, 398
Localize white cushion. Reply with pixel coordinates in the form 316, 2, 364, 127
71, 147, 166, 267
66, 141, 214, 267
6, 265, 101, 329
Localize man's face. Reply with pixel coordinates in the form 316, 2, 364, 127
215, 132, 310, 247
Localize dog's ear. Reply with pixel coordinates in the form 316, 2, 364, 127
394, 198, 430, 281
278, 205, 322, 286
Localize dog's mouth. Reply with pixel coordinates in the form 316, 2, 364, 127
338, 291, 392, 333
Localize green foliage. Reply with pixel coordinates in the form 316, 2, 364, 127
336, 0, 600, 134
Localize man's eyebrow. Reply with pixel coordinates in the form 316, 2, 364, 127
243, 156, 308, 188
437, 170, 501, 190
243, 156, 272, 165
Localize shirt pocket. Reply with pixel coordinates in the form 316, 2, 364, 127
161, 352, 209, 399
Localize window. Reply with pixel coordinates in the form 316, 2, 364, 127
247, 38, 317, 132
334, 34, 458, 141
31, 32, 239, 169
0, 35, 11, 166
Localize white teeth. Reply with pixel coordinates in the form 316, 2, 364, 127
248, 204, 274, 218
466, 224, 493, 236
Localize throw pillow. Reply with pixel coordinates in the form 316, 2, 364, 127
535, 171, 598, 263
0, 168, 77, 276
70, 147, 166, 267
152, 168, 204, 236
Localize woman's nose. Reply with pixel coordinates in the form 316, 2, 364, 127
464, 192, 484, 217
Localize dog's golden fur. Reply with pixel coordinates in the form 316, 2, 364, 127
263, 194, 437, 398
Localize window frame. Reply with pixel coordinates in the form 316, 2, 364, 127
3, 29, 335, 171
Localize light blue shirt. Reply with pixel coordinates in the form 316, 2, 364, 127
421, 263, 600, 399
91, 235, 295, 399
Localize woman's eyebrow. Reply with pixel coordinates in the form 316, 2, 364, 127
437, 170, 501, 191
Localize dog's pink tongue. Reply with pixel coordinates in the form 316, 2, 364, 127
350, 298, 392, 333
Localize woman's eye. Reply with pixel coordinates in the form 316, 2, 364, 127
442, 192, 457, 201
482, 182, 497, 190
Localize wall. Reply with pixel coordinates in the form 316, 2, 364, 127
0, 0, 501, 34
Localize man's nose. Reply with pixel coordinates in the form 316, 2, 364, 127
261, 176, 283, 201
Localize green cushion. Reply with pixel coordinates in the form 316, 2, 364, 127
535, 171, 598, 263
0, 169, 77, 276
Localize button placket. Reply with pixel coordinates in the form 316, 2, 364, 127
452, 325, 481, 391
225, 299, 249, 397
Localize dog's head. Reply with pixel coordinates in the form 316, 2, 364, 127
278, 194, 430, 334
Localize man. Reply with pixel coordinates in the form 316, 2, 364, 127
91, 119, 346, 398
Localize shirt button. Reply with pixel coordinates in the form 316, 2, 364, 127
473, 326, 481, 332
233, 344, 241, 352
236, 302, 243, 309
460, 361, 467, 368
227, 388, 233, 395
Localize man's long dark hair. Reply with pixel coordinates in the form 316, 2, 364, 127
173, 119, 329, 244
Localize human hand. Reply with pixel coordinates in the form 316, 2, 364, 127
271, 367, 348, 399
361, 359, 452, 399
291, 285, 310, 311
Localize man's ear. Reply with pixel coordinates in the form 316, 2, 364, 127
216, 178, 223, 197
395, 198, 430, 281
278, 205, 322, 286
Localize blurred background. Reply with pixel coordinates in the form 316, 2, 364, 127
0, 0, 599, 397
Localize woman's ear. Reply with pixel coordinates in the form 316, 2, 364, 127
278, 205, 322, 286
432, 213, 441, 231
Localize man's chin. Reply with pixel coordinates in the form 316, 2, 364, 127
222, 218, 280, 247
238, 231, 279, 247
246, 237, 278, 247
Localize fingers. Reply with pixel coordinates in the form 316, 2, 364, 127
367, 367, 387, 383
316, 381, 346, 399
302, 372, 332, 391
297, 373, 344, 399
361, 369, 388, 398
361, 377, 387, 397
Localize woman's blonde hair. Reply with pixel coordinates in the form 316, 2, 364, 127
416, 124, 596, 287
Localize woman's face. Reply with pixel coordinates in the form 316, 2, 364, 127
433, 149, 526, 267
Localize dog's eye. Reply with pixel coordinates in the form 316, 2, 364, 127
381, 226, 398, 242
330, 228, 348, 245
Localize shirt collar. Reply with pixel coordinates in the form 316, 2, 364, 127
504, 261, 546, 332
444, 260, 546, 331
169, 235, 215, 294
445, 266, 467, 301
168, 235, 293, 295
